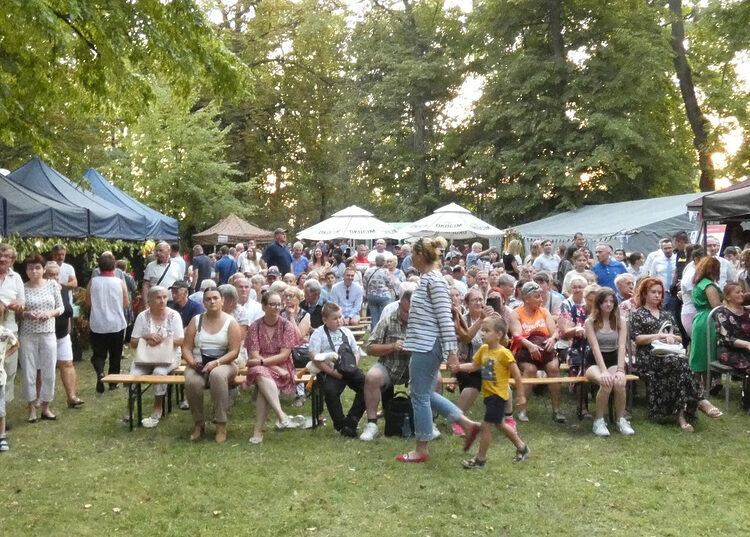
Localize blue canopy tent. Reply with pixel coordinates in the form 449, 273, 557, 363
8, 157, 148, 240
0, 172, 90, 237
83, 168, 179, 240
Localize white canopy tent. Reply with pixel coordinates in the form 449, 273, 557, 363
399, 202, 505, 239
296, 205, 401, 240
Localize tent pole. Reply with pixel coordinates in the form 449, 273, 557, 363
702, 218, 707, 248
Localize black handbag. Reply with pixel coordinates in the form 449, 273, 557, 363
291, 345, 310, 368
384, 390, 414, 438
324, 327, 358, 378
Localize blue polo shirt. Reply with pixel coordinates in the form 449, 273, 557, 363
291, 255, 309, 276
169, 298, 205, 328
262, 241, 293, 275
592, 260, 627, 290
215, 255, 237, 285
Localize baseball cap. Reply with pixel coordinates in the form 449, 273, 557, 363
274, 228, 287, 234
267, 266, 281, 277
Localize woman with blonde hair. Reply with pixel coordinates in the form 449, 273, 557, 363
503, 240, 522, 280
398, 237, 480, 463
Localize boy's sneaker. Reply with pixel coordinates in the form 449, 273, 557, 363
513, 444, 530, 462
617, 417, 635, 436
360, 422, 379, 442
462, 457, 486, 470
517, 410, 529, 422
552, 410, 566, 423
179, 400, 190, 410
430, 423, 441, 440
0, 435, 8, 452
451, 423, 465, 437
504, 417, 517, 432
593, 418, 610, 437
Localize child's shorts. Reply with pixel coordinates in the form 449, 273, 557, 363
483, 394, 507, 424
0, 385, 5, 418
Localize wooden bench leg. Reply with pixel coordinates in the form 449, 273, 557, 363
166, 384, 172, 416
128, 384, 136, 432
576, 383, 585, 420
311, 374, 324, 429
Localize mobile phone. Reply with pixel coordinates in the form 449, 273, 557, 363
486, 297, 502, 313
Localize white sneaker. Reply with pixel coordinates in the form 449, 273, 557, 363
617, 417, 635, 436
248, 436, 263, 445
360, 422, 379, 442
431, 423, 441, 440
141, 416, 160, 428
592, 418, 610, 437
517, 410, 529, 422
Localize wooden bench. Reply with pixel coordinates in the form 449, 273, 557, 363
102, 372, 321, 431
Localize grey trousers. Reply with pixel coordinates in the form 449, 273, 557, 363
184, 363, 238, 424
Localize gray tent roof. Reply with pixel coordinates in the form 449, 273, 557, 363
83, 168, 179, 240
686, 179, 750, 222
0, 172, 90, 237
8, 157, 148, 240
510, 193, 706, 252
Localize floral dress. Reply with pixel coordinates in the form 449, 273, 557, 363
244, 317, 298, 393
558, 298, 588, 375
714, 306, 750, 373
630, 307, 702, 423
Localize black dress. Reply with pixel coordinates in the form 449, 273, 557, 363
630, 307, 702, 423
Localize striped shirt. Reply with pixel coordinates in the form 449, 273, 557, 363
403, 270, 457, 359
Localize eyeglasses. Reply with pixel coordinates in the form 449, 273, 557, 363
266, 302, 283, 308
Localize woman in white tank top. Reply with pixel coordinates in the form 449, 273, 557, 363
85, 253, 129, 393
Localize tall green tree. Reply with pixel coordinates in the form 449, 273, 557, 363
102, 87, 250, 240
454, 0, 694, 226
340, 0, 468, 219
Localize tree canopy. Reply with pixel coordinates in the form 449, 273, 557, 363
0, 0, 747, 239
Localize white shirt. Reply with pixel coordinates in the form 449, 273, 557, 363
88, 276, 127, 333
240, 251, 263, 274
241, 299, 264, 324
170, 255, 187, 279
144, 260, 184, 291
648, 252, 677, 289
0, 270, 25, 332
716, 256, 737, 288
681, 262, 696, 314
642, 249, 660, 275
309, 325, 359, 355
532, 253, 560, 273
367, 249, 394, 264
132, 308, 184, 361
58, 262, 76, 305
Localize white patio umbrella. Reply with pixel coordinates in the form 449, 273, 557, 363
296, 205, 401, 240
400, 202, 504, 239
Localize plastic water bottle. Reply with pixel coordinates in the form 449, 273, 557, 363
402, 414, 412, 438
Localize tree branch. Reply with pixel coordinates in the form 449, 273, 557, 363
48, 8, 99, 55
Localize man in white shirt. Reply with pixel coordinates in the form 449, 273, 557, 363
144, 242, 185, 297
0, 244, 24, 408
367, 239, 393, 264
234, 277, 263, 324
706, 236, 737, 287
532, 240, 560, 273
170, 244, 187, 279
52, 243, 77, 305
647, 238, 678, 310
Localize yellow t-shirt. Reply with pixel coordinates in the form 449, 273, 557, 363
471, 344, 515, 399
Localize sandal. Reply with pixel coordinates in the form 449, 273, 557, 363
698, 400, 723, 418
679, 421, 695, 433
67, 398, 85, 409
189, 424, 205, 441
396, 452, 430, 463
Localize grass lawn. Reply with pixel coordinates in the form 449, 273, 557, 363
1, 352, 748, 537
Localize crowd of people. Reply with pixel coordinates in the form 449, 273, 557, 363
1, 228, 749, 469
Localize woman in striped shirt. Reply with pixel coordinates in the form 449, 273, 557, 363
398, 237, 480, 463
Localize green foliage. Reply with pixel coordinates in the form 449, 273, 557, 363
0, 235, 139, 266
0, 0, 243, 169
101, 87, 250, 241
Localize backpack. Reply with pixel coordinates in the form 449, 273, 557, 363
324, 326, 359, 378
384, 391, 415, 438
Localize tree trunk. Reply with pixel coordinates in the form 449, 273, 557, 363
668, 0, 714, 191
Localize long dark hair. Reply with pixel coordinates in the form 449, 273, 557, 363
591, 288, 621, 331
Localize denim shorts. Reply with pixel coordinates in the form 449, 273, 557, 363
483, 394, 507, 424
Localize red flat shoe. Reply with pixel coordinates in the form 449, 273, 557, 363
396, 452, 430, 463
463, 424, 480, 452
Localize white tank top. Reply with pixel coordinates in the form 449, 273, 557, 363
195, 314, 232, 361
89, 276, 126, 333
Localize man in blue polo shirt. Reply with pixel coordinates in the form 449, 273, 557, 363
262, 228, 293, 276
168, 280, 204, 327
591, 243, 627, 290
215, 245, 238, 285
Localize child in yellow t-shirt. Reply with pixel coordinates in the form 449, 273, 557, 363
452, 316, 528, 469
